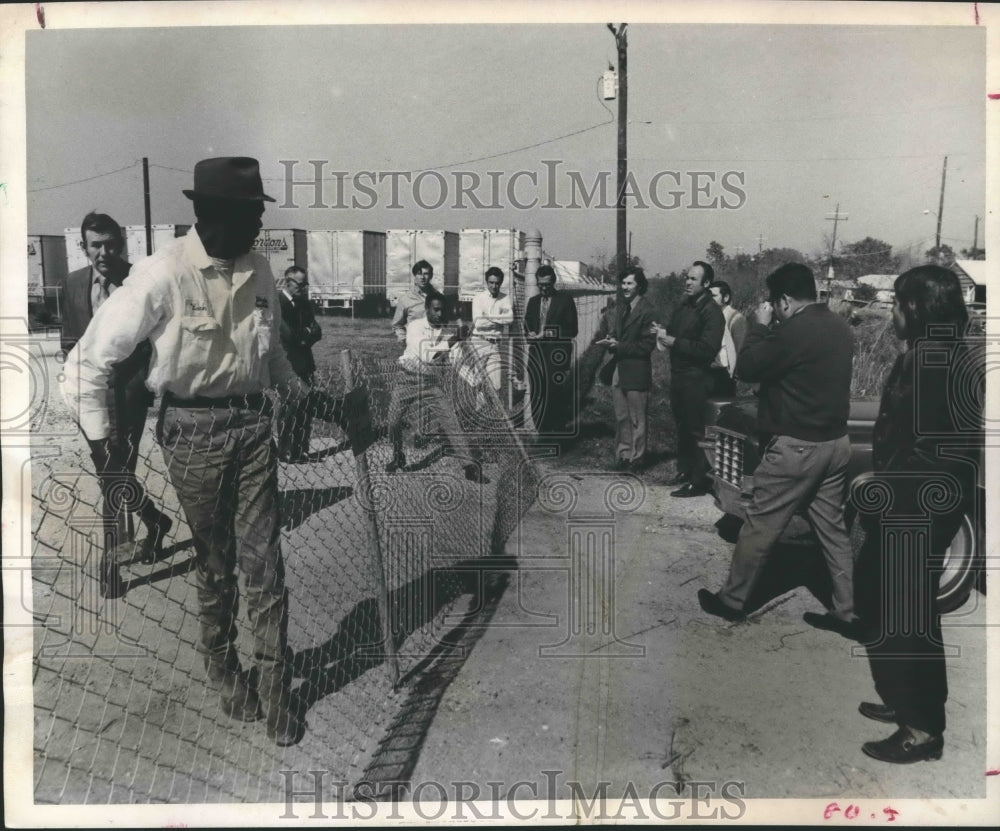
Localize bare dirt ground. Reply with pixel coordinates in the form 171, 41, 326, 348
14, 316, 992, 820
408, 469, 990, 814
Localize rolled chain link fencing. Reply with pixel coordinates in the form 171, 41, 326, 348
28, 290, 611, 804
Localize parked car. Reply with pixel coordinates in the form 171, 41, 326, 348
702, 396, 985, 614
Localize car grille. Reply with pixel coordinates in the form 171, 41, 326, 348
714, 430, 744, 487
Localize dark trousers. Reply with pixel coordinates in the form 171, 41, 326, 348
86, 394, 152, 555
670, 370, 712, 488
529, 341, 575, 435
278, 372, 314, 461
158, 402, 289, 689
709, 367, 736, 398
860, 508, 962, 736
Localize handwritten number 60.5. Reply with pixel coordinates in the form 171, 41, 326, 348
824, 802, 898, 821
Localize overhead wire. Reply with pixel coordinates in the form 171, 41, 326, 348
27, 161, 140, 193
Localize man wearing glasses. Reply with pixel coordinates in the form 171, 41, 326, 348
278, 266, 323, 462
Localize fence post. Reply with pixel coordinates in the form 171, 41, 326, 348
340, 348, 400, 687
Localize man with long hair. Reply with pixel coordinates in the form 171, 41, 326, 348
593, 266, 657, 470
856, 265, 981, 764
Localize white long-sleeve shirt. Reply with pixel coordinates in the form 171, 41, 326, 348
61, 229, 303, 440
398, 316, 460, 372
471, 289, 514, 339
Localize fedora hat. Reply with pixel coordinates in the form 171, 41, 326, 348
182, 157, 275, 202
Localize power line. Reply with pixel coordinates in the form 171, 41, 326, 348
151, 121, 616, 184
27, 162, 140, 193
415, 120, 615, 172
632, 102, 982, 128
627, 151, 978, 163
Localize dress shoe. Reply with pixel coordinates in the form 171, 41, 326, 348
464, 464, 490, 485
384, 454, 406, 474
205, 648, 261, 723
803, 612, 863, 640
671, 482, 711, 498
697, 589, 745, 622
258, 674, 304, 747
859, 701, 897, 724
862, 726, 943, 764
665, 472, 690, 486
136, 514, 173, 565
610, 458, 630, 472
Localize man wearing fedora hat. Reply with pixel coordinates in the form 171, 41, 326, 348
62, 157, 335, 747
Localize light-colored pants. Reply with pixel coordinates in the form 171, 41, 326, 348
719, 433, 855, 620
158, 402, 288, 688
612, 385, 649, 463
470, 337, 504, 392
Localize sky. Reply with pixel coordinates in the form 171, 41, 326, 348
25, 20, 986, 276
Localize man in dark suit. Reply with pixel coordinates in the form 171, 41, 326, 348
59, 212, 170, 598
593, 267, 657, 470
524, 265, 579, 436
277, 266, 322, 462
652, 260, 725, 497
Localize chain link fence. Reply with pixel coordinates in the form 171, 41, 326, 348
28, 290, 611, 804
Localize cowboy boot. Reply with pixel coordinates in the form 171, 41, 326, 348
250, 589, 303, 746
257, 662, 304, 746
204, 646, 261, 722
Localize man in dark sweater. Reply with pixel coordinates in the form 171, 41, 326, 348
653, 261, 725, 496
698, 263, 858, 634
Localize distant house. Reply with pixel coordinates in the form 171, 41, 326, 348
826, 278, 858, 302
857, 274, 897, 304
952, 259, 987, 304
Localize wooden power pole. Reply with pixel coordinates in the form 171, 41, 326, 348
142, 157, 153, 255
935, 155, 947, 250
608, 23, 628, 277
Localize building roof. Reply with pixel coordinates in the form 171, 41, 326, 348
953, 259, 987, 287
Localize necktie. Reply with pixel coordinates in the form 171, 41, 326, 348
540, 296, 550, 328
91, 277, 108, 312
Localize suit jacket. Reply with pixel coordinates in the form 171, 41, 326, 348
594, 295, 657, 391
279, 291, 322, 380
524, 291, 578, 341
59, 260, 131, 353
59, 260, 153, 410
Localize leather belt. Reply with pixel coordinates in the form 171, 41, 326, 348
163, 391, 268, 410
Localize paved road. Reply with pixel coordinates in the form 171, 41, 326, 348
409, 471, 990, 820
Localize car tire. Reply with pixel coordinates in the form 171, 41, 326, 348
847, 509, 979, 615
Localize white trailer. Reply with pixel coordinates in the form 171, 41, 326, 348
385, 229, 459, 305
306, 230, 387, 316
458, 228, 524, 300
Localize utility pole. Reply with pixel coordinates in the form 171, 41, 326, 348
824, 202, 849, 299
935, 155, 947, 250
972, 214, 979, 253
142, 157, 153, 255
608, 23, 628, 277
757, 233, 765, 255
